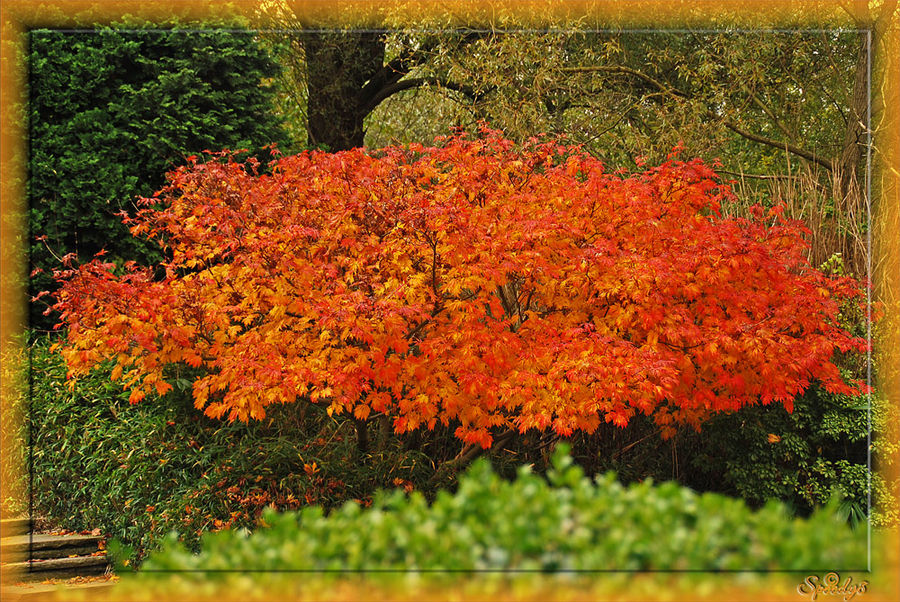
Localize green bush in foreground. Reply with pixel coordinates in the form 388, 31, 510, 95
134, 445, 866, 575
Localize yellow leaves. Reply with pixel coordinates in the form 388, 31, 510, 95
311, 386, 333, 402
392, 477, 414, 493
444, 298, 468, 314
110, 364, 123, 381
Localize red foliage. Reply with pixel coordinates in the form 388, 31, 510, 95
50, 128, 868, 446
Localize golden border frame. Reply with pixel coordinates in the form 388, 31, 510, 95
1, 1, 897, 600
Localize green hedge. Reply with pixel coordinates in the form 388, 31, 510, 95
134, 446, 866, 575
29, 21, 291, 329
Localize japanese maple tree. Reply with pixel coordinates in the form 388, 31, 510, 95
49, 127, 868, 448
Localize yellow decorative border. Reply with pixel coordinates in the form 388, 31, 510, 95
1, 1, 897, 600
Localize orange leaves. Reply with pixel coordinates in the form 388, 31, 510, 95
49, 128, 868, 447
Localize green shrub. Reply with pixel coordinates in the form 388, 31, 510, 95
28, 21, 292, 329
26, 336, 429, 562
685, 379, 872, 521
133, 444, 866, 576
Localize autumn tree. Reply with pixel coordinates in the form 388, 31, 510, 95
49, 130, 867, 461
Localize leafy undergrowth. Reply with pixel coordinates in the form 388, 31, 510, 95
25, 335, 440, 564
22, 331, 888, 569
132, 446, 867, 573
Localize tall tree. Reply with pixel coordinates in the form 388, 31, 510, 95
258, 1, 487, 151
29, 22, 291, 329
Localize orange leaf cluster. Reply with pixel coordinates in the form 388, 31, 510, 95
50, 127, 868, 446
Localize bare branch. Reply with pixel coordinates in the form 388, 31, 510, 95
361, 77, 484, 115
723, 121, 835, 171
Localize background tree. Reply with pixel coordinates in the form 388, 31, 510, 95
28, 21, 292, 330
256, 1, 897, 278
371, 25, 883, 276
256, 0, 488, 151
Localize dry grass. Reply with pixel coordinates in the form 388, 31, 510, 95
724, 164, 869, 280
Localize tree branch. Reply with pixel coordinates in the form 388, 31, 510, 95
428, 428, 517, 486
361, 77, 484, 115
737, 82, 797, 144
359, 30, 490, 115
723, 121, 834, 171
360, 39, 437, 101
560, 65, 689, 98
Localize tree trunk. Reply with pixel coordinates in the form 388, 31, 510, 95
303, 31, 385, 151
837, 0, 898, 201
354, 418, 369, 454
835, 33, 869, 203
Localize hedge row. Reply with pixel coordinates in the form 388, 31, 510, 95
134, 446, 866, 575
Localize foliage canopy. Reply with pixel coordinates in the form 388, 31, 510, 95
50, 129, 867, 447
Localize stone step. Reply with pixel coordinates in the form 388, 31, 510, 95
1, 580, 116, 601
1, 533, 104, 560
0, 518, 32, 538
2, 554, 110, 582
